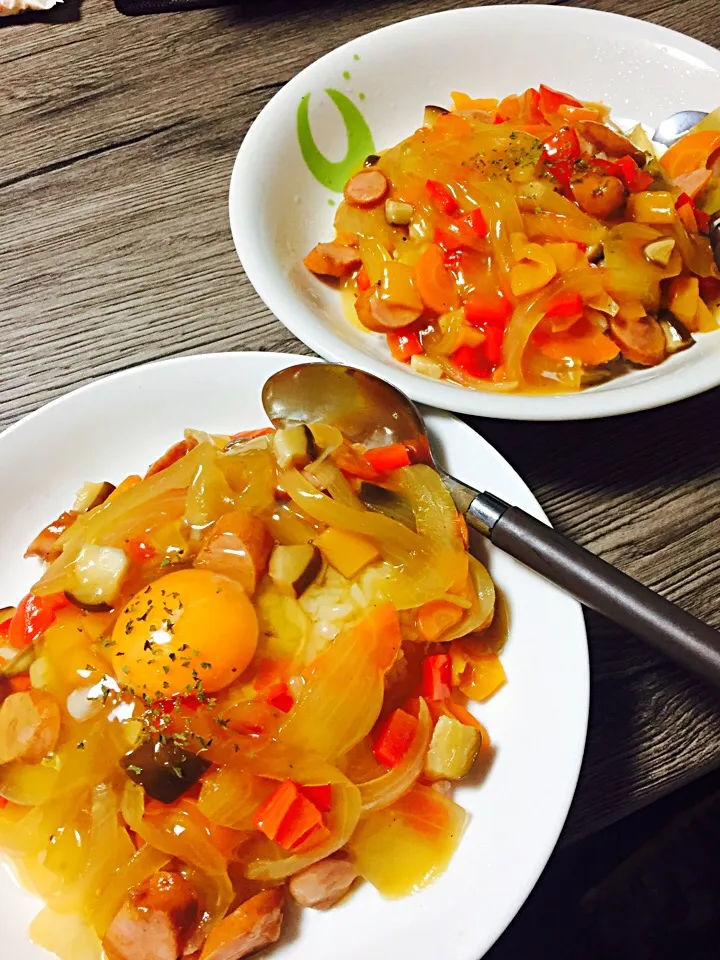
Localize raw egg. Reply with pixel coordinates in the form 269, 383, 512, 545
111, 569, 258, 698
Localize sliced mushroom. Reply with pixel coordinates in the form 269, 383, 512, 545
658, 312, 695, 355
384, 199, 414, 226
268, 544, 323, 598
272, 424, 317, 470
363, 154, 381, 168
303, 242, 362, 279
609, 315, 667, 366
643, 237, 676, 267
24, 510, 78, 562
423, 104, 449, 127
343, 169, 389, 208
73, 480, 116, 513
578, 121, 647, 166
121, 738, 211, 805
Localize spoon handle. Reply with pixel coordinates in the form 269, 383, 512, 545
466, 493, 720, 687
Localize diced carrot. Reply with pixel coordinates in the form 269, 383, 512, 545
422, 654, 452, 701
274, 793, 325, 850
373, 708, 419, 768
450, 92, 499, 112
387, 328, 423, 363
364, 443, 411, 473
298, 784, 333, 813
395, 786, 450, 841
294, 820, 332, 852
519, 87, 543, 124
544, 292, 584, 323
660, 130, 720, 179
417, 600, 465, 642
254, 780, 325, 851
9, 676, 31, 693
145, 437, 198, 478
108, 475, 142, 500
0, 797, 8, 809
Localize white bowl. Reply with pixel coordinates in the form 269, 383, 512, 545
230, 5, 720, 420
0, 353, 588, 960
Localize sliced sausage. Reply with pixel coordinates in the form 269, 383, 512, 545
0, 690, 62, 765
578, 121, 647, 167
24, 510, 78, 562
303, 242, 362, 279
609, 315, 667, 366
355, 289, 423, 332
194, 512, 273, 596
343, 169, 389, 208
198, 889, 283, 960
104, 871, 199, 960
288, 855, 358, 910
673, 168, 712, 200
571, 173, 626, 220
146, 437, 199, 478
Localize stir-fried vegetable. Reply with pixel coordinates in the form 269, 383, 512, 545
0, 418, 508, 960
305, 86, 720, 393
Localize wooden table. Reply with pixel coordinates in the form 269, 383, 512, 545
2, 0, 720, 842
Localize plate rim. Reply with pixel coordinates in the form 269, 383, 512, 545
0, 350, 589, 960
229, 3, 720, 421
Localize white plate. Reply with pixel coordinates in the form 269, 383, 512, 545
230, 5, 720, 420
0, 352, 588, 960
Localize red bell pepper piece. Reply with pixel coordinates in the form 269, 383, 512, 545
7, 592, 69, 650
521, 87, 543, 122
266, 682, 294, 714
299, 784, 333, 813
541, 127, 581, 164
464, 292, 512, 329
545, 292, 584, 322
0, 619, 11, 641
588, 156, 622, 177
676, 192, 710, 233
0, 797, 8, 809
126, 538, 156, 563
387, 328, 423, 363
538, 84, 583, 117
451, 344, 493, 380
9, 676, 32, 693
373, 708, 419, 768
365, 443, 412, 473
614, 155, 654, 192
426, 179, 459, 216
356, 267, 371, 291
465, 207, 489, 239
422, 653, 452, 700
254, 780, 326, 851
483, 327, 504, 366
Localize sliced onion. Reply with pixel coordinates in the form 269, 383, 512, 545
441, 557, 496, 644
358, 699, 431, 814
198, 767, 273, 830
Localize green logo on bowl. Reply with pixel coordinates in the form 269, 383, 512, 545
297, 89, 375, 193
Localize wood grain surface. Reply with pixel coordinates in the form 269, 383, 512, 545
1, 0, 720, 841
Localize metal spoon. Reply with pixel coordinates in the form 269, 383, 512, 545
653, 110, 708, 147
263, 362, 720, 688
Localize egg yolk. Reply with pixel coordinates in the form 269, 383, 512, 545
112, 569, 258, 698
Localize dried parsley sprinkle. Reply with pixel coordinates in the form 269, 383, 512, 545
127, 764, 142, 775
77, 741, 86, 750
162, 665, 171, 675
